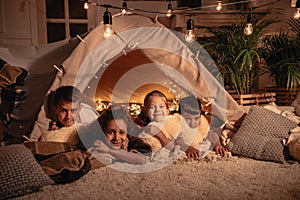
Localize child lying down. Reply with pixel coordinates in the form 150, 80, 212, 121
138, 112, 211, 158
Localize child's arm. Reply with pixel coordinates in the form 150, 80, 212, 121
145, 125, 175, 150
207, 128, 227, 156
90, 140, 147, 165
175, 138, 200, 159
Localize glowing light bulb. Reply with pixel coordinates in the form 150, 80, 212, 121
166, 10, 172, 18
294, 8, 300, 19
244, 13, 253, 36
294, 0, 300, 19
84, 2, 89, 10
244, 23, 253, 36
103, 24, 114, 39
216, 1, 222, 11
185, 19, 196, 43
185, 30, 196, 43
166, 2, 172, 18
121, 1, 127, 15
103, 9, 114, 39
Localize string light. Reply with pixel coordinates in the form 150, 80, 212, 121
121, 1, 127, 15
244, 13, 253, 36
294, 0, 300, 19
185, 18, 196, 43
103, 8, 114, 39
216, 1, 223, 11
79, 0, 276, 40
166, 1, 172, 18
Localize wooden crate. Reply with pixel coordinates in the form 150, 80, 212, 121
261, 88, 300, 106
231, 92, 276, 106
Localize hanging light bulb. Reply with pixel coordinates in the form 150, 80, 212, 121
216, 1, 223, 11
185, 19, 196, 43
244, 13, 253, 36
166, 2, 172, 18
103, 8, 114, 39
121, 1, 127, 15
294, 0, 300, 19
83, 2, 89, 10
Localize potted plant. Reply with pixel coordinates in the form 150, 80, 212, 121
198, 16, 278, 105
200, 17, 276, 95
259, 19, 300, 105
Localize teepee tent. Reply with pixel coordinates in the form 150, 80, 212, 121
1, 14, 245, 142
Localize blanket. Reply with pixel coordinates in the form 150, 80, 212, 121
139, 113, 210, 153
25, 141, 91, 184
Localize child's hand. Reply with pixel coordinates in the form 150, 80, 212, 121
48, 121, 59, 130
145, 125, 160, 136
185, 146, 200, 159
213, 139, 228, 157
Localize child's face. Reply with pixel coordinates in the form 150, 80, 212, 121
181, 112, 201, 129
104, 119, 127, 149
146, 96, 169, 122
54, 100, 81, 127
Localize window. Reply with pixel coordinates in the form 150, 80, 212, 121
178, 0, 202, 8
42, 0, 93, 43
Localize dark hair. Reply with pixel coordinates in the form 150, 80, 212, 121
53, 86, 81, 106
143, 90, 169, 113
135, 90, 169, 126
178, 95, 202, 115
98, 107, 140, 137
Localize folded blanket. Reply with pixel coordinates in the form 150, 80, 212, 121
25, 141, 91, 184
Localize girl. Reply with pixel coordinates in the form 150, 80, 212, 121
136, 90, 201, 159
89, 107, 151, 165
135, 90, 174, 149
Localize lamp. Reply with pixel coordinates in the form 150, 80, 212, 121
244, 13, 253, 36
294, 0, 300, 19
216, 1, 223, 11
121, 1, 127, 15
166, 1, 172, 18
185, 19, 196, 43
103, 8, 114, 39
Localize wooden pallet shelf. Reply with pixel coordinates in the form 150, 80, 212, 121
260, 88, 300, 106
231, 92, 276, 106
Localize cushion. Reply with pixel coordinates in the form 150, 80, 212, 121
226, 105, 298, 163
39, 124, 80, 147
0, 144, 54, 199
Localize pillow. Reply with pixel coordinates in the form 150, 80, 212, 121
39, 124, 80, 146
226, 105, 298, 163
0, 144, 54, 199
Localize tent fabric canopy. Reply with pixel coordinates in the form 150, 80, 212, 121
1, 13, 245, 141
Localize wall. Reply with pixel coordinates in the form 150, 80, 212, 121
0, 0, 172, 45
0, 0, 296, 46
0, 0, 37, 45
0, 0, 297, 89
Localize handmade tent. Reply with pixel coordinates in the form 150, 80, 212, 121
0, 14, 245, 142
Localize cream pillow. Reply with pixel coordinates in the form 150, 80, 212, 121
39, 124, 81, 146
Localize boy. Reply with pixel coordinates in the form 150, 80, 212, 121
39, 86, 83, 146
49, 86, 82, 130
178, 95, 227, 156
